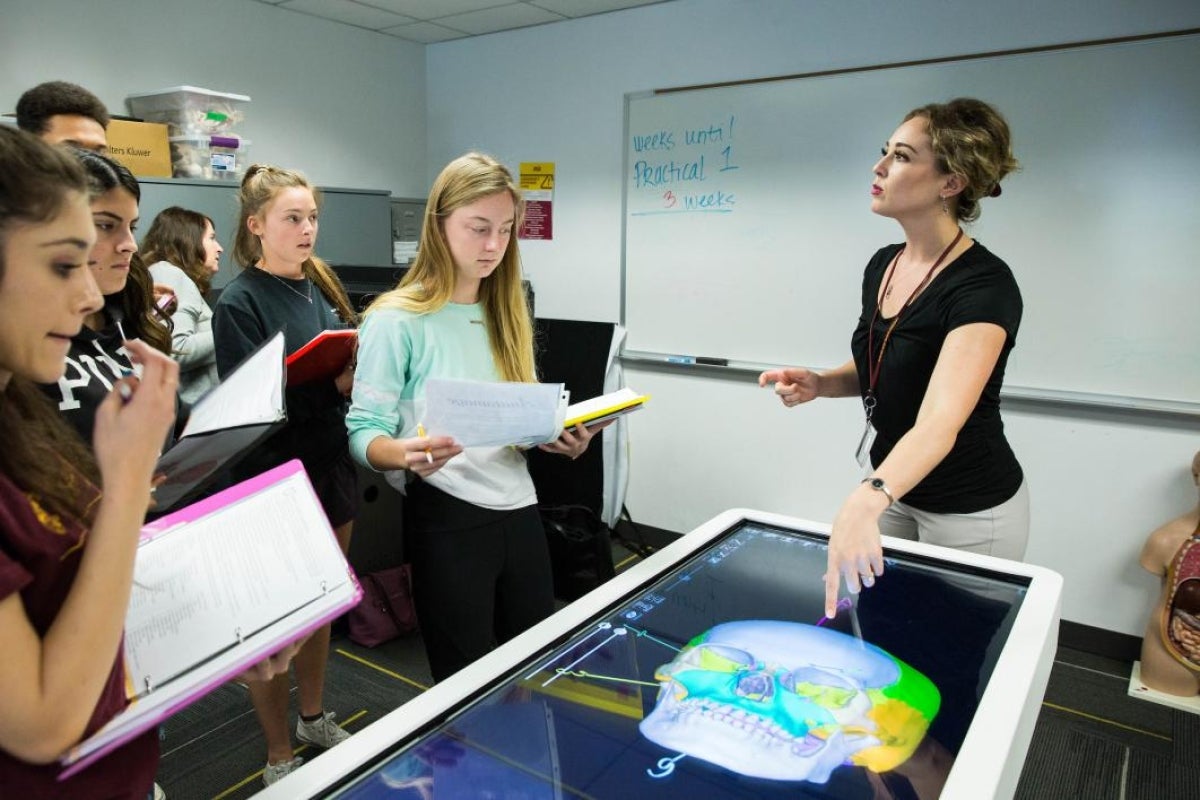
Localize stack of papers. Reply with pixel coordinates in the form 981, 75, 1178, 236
421, 381, 648, 448
423, 379, 568, 447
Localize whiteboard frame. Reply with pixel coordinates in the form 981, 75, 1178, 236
619, 349, 1200, 420
618, 28, 1200, 417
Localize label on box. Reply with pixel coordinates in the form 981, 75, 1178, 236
211, 152, 237, 172
107, 120, 172, 178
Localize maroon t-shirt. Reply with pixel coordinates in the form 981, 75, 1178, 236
0, 471, 158, 799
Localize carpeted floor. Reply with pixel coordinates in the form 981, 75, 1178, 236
1015, 648, 1200, 799
156, 633, 432, 800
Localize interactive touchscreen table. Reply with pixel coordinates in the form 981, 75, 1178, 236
259, 509, 1062, 800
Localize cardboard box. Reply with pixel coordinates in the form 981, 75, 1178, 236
106, 119, 171, 178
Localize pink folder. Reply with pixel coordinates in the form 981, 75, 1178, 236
58, 459, 362, 779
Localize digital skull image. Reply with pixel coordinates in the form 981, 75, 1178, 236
639, 620, 940, 783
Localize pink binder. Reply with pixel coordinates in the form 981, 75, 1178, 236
58, 460, 362, 779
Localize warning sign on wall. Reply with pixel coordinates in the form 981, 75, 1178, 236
519, 162, 554, 240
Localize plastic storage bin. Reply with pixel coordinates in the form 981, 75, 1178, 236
169, 135, 251, 181
127, 86, 250, 137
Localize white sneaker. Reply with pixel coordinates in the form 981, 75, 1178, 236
262, 756, 304, 786
295, 711, 350, 749
152, 783, 166, 800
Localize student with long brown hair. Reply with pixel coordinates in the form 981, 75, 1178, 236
212, 163, 358, 786
141, 206, 224, 403
0, 126, 178, 798
346, 153, 606, 684
40, 149, 174, 446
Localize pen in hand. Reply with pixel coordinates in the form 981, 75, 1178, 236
416, 424, 434, 464
113, 320, 137, 403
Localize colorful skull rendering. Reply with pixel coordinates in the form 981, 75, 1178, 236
639, 620, 940, 783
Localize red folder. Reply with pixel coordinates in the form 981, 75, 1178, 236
285, 329, 356, 386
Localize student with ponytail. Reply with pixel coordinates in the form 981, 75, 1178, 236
212, 163, 358, 786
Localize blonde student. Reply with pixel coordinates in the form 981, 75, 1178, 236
346, 153, 607, 683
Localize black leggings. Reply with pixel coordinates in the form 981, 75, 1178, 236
405, 480, 554, 683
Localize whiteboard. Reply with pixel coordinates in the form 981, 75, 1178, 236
621, 33, 1200, 406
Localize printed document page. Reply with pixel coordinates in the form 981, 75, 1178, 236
423, 378, 568, 447
61, 463, 359, 776
181, 331, 285, 438
123, 473, 340, 695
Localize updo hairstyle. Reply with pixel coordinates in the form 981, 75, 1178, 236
904, 98, 1019, 223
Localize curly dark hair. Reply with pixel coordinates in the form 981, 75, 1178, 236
15, 80, 110, 134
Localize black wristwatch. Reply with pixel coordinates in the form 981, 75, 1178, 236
862, 476, 895, 506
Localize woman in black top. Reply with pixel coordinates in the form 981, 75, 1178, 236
760, 98, 1028, 617
212, 164, 358, 787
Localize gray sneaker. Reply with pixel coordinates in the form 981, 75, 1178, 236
295, 711, 350, 749
262, 756, 303, 786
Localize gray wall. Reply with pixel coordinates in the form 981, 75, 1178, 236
427, 0, 1200, 636
137, 180, 392, 290
0, 0, 427, 198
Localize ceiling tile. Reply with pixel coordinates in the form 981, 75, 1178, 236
437, 3, 564, 35
361, 0, 512, 20
253, 0, 672, 41
279, 0, 415, 29
380, 21, 471, 43
529, 0, 665, 18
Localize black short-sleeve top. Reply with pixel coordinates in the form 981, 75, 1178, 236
849, 241, 1023, 513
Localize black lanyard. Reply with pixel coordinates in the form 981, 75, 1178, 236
864, 228, 963, 420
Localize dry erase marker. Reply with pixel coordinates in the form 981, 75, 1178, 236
416, 424, 434, 464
